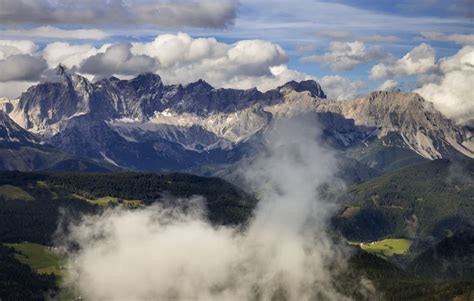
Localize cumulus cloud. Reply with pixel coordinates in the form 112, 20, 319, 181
0, 39, 37, 59
0, 33, 366, 101
0, 39, 43, 91
59, 119, 362, 300
370, 43, 436, 79
42, 42, 110, 69
222, 64, 313, 92
51, 33, 289, 89
0, 54, 47, 82
0, 25, 109, 40
302, 41, 388, 71
131, 33, 289, 90
415, 46, 474, 125
80, 43, 158, 78
319, 75, 366, 100
421, 32, 474, 45
0, 0, 237, 29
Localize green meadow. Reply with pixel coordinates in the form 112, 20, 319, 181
5, 242, 65, 276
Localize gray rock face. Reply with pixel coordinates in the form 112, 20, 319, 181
315, 91, 474, 160
0, 110, 38, 145
278, 80, 327, 98
5, 68, 474, 172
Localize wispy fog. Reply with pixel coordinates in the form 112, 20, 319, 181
59, 119, 367, 300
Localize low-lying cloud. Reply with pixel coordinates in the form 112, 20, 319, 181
58, 119, 366, 300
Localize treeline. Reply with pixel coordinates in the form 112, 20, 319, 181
0, 171, 257, 245
0, 197, 97, 245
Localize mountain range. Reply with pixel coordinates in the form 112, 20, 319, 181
0, 65, 473, 175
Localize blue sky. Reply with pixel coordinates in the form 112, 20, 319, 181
0, 0, 473, 105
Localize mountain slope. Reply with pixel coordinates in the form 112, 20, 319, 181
333, 159, 474, 242
5, 68, 473, 173
0, 111, 118, 172
409, 226, 474, 280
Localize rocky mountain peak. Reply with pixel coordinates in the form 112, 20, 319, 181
54, 64, 68, 76
130, 73, 163, 87
327, 91, 474, 160
278, 80, 327, 99
184, 79, 214, 93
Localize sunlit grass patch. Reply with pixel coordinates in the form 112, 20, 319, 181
359, 239, 412, 256
5, 242, 65, 276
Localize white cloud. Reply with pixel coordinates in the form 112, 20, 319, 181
225, 64, 312, 92
0, 25, 109, 40
376, 79, 398, 91
302, 41, 387, 71
4, 33, 292, 93
0, 54, 47, 82
59, 119, 361, 300
370, 43, 436, 79
80, 43, 158, 78
0, 0, 237, 29
130, 33, 289, 90
42, 42, 110, 69
0, 39, 37, 59
415, 46, 474, 125
132, 33, 228, 68
319, 75, 366, 100
421, 32, 474, 45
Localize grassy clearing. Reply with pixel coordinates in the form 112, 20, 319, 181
72, 193, 144, 208
358, 239, 412, 256
72, 194, 118, 206
5, 242, 65, 276
0, 184, 34, 201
